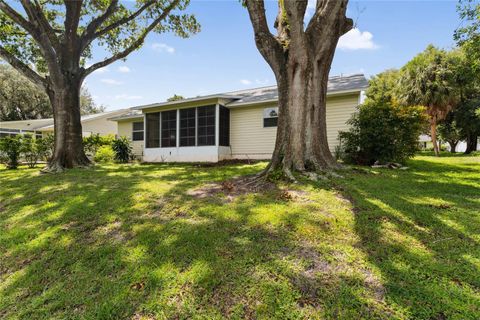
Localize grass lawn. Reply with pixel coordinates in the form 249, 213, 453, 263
0, 155, 479, 319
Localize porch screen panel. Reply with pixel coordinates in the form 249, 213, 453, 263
180, 108, 196, 146
197, 105, 215, 146
161, 110, 177, 147
146, 112, 160, 148
219, 106, 230, 146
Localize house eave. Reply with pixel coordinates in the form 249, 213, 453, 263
225, 88, 366, 108
132, 95, 242, 111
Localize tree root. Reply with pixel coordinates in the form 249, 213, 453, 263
41, 159, 92, 174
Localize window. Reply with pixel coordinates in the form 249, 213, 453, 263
0, 128, 20, 138
219, 106, 230, 146
197, 105, 215, 146
161, 110, 177, 147
132, 121, 144, 141
145, 113, 160, 148
180, 108, 196, 146
263, 107, 278, 127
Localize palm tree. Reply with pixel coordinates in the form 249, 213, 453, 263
398, 45, 458, 156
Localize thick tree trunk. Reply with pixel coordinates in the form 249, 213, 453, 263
261, 54, 338, 180
43, 80, 90, 172
464, 133, 478, 154
245, 0, 351, 181
430, 117, 440, 156
448, 141, 458, 153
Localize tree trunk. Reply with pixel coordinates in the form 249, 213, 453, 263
448, 140, 457, 153
245, 0, 352, 180
261, 49, 338, 180
430, 117, 440, 156
43, 79, 90, 172
464, 133, 478, 154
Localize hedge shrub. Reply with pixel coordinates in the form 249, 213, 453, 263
0, 136, 23, 169
339, 101, 427, 165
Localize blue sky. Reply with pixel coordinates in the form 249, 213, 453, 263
85, 0, 461, 111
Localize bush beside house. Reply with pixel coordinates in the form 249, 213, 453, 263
0, 134, 134, 169
338, 101, 427, 165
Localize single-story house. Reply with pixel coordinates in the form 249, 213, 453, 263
110, 74, 369, 162
0, 109, 130, 139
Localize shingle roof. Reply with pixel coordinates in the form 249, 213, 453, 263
224, 74, 368, 106
1, 109, 130, 130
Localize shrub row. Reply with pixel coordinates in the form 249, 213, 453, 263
0, 133, 133, 169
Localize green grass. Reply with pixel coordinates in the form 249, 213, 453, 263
0, 155, 479, 319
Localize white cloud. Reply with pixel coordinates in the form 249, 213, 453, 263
338, 28, 378, 51
240, 79, 252, 85
152, 43, 175, 54
115, 94, 143, 100
101, 78, 123, 85
117, 66, 131, 73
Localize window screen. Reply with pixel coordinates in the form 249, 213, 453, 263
197, 105, 215, 146
132, 121, 144, 141
180, 108, 196, 146
161, 110, 177, 147
219, 106, 230, 146
145, 112, 160, 148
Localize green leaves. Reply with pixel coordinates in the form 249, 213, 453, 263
1, 1, 200, 76
339, 101, 427, 165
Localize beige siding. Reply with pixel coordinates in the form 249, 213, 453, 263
81, 117, 118, 136
325, 94, 359, 149
230, 103, 277, 158
117, 120, 144, 157
229, 93, 359, 158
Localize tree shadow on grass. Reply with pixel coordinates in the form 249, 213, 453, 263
0, 163, 393, 319
334, 158, 480, 319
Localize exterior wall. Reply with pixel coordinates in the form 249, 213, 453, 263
81, 117, 118, 136
117, 120, 144, 158
228, 93, 360, 159
325, 94, 360, 149
144, 146, 220, 163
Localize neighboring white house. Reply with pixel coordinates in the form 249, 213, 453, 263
0, 109, 131, 139
110, 74, 369, 162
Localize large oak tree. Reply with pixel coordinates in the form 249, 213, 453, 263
0, 0, 199, 172
243, 0, 353, 179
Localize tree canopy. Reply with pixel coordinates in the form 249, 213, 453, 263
0, 64, 103, 121
167, 94, 185, 102
455, 1, 480, 72
0, 0, 199, 171
0, 1, 199, 88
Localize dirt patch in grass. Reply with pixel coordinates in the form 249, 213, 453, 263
186, 176, 277, 200
187, 177, 313, 204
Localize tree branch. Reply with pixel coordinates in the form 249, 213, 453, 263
244, 0, 285, 75
81, 0, 119, 47
17, 0, 60, 63
93, 0, 156, 39
306, 0, 352, 38
0, 0, 37, 35
0, 46, 48, 88
64, 0, 83, 39
83, 0, 180, 78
